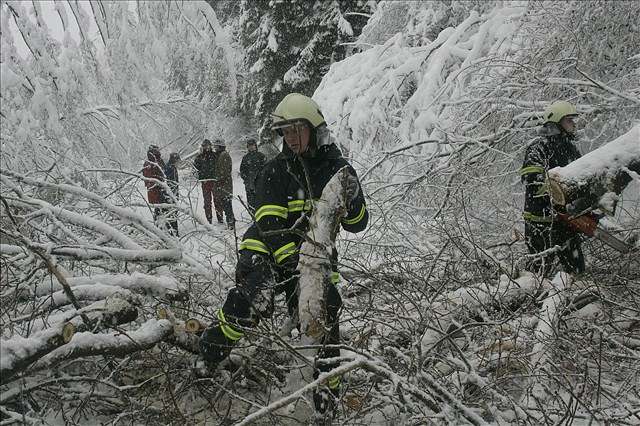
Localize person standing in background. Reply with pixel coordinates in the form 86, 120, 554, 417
240, 137, 266, 212
193, 139, 218, 224
142, 145, 167, 226
213, 139, 236, 230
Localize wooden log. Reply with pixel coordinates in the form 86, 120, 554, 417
32, 319, 174, 371
1, 296, 139, 385
0, 322, 76, 385
548, 125, 640, 209
297, 167, 352, 344
156, 307, 202, 354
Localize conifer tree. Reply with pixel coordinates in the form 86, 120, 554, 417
238, 0, 372, 136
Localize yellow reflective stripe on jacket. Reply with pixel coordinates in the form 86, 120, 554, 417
217, 309, 243, 341
523, 211, 553, 223
342, 204, 366, 225
255, 204, 288, 221
274, 242, 298, 264
331, 271, 340, 285
239, 238, 270, 254
533, 182, 550, 198
288, 199, 314, 213
520, 165, 545, 176
328, 375, 341, 389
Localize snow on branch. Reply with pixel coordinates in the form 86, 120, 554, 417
420, 272, 548, 353
298, 166, 352, 344
20, 272, 186, 301
32, 319, 173, 371
548, 124, 640, 209
1, 169, 179, 251
0, 321, 76, 385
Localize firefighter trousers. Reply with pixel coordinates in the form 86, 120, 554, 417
199, 250, 342, 375
525, 221, 585, 276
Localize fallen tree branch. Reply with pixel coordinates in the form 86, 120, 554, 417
32, 319, 173, 371
0, 322, 76, 385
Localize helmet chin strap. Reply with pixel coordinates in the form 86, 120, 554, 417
315, 124, 331, 148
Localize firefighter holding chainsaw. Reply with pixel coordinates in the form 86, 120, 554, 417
199, 93, 368, 414
521, 100, 585, 276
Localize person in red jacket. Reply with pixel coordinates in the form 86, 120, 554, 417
142, 145, 167, 224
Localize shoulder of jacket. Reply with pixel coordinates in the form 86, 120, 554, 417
259, 156, 283, 173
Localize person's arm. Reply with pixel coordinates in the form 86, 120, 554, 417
240, 156, 249, 181
223, 153, 233, 179
520, 143, 553, 215
521, 143, 546, 189
341, 167, 369, 233
193, 155, 202, 174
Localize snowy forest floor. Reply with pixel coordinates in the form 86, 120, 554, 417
1, 146, 639, 425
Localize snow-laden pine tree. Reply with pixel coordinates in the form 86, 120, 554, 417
238, 0, 372, 135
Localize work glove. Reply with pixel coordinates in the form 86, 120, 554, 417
344, 172, 360, 205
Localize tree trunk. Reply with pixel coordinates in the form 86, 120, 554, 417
32, 319, 173, 371
297, 167, 351, 345
293, 167, 352, 388
548, 125, 640, 209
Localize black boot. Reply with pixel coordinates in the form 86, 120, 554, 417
199, 323, 233, 373
313, 385, 339, 420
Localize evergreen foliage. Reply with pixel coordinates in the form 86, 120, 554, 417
238, 0, 373, 135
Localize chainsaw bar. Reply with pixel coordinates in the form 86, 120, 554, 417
593, 227, 633, 253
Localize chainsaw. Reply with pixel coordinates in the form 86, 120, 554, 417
556, 211, 633, 253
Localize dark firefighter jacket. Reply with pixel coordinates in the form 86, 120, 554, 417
193, 150, 217, 181
240, 150, 267, 192
239, 143, 368, 268
521, 124, 581, 222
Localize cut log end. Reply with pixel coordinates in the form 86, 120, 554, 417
62, 322, 76, 343
185, 318, 202, 333
157, 307, 168, 319
547, 177, 566, 206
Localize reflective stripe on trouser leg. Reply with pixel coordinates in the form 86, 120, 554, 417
217, 308, 243, 341
328, 375, 341, 389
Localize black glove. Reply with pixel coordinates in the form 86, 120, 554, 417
345, 172, 360, 205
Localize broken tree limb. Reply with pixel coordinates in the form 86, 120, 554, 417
548, 125, 640, 209
20, 285, 138, 315
18, 272, 187, 302
297, 167, 352, 344
287, 166, 354, 396
32, 319, 173, 371
0, 322, 76, 385
1, 295, 140, 385
156, 308, 202, 354
420, 272, 549, 353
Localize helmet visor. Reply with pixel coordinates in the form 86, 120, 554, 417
271, 119, 309, 137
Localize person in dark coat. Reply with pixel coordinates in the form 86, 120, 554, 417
521, 100, 584, 276
213, 139, 235, 229
239, 137, 266, 212
193, 139, 217, 224
199, 93, 368, 415
142, 145, 167, 225
164, 152, 181, 236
